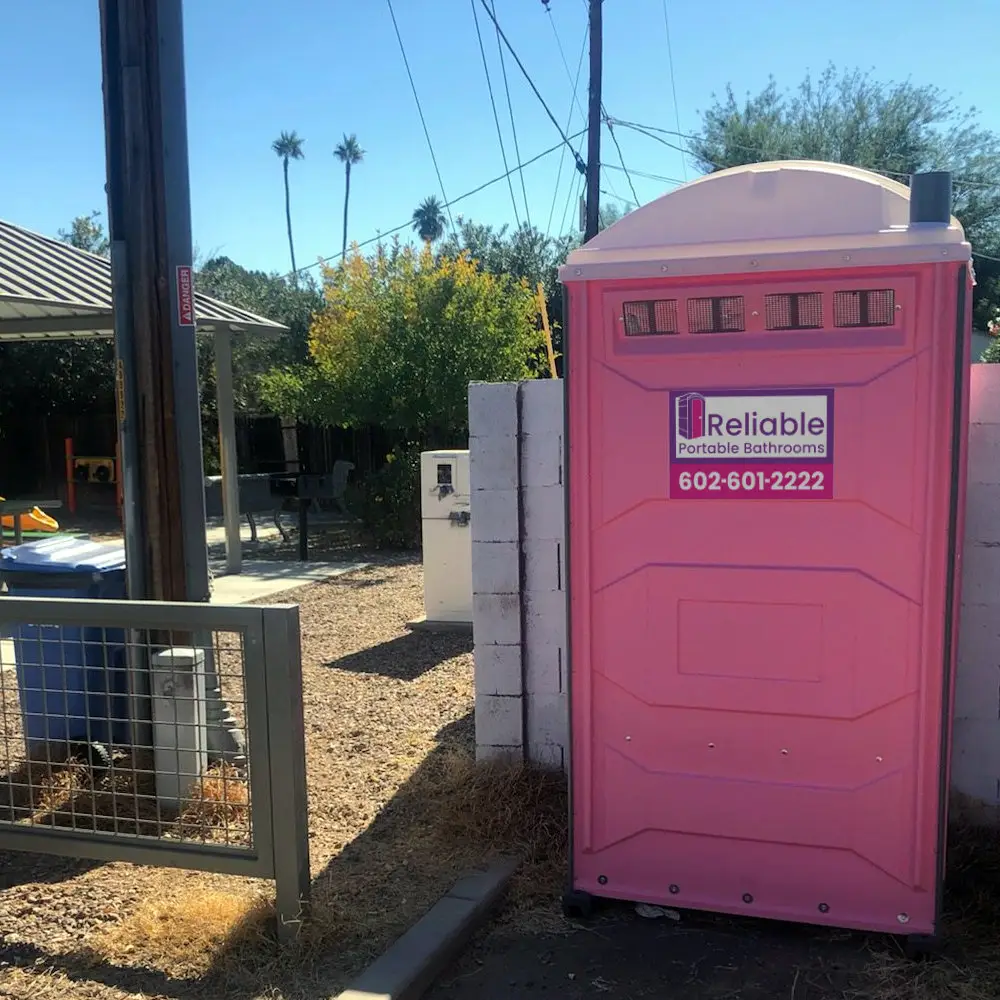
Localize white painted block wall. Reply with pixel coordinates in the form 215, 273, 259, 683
469, 380, 567, 767
951, 365, 1000, 819
470, 368, 1000, 815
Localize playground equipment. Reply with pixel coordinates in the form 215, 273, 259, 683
0, 498, 59, 536
64, 437, 123, 518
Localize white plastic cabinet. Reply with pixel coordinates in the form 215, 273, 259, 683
420, 450, 472, 625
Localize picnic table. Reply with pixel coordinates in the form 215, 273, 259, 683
0, 500, 64, 547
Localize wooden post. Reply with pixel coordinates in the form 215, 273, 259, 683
584, 0, 603, 242
99, 0, 208, 602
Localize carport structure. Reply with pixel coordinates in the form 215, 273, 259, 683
0, 218, 288, 575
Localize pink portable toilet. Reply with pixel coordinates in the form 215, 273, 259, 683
559, 162, 972, 949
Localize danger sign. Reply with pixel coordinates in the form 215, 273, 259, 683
176, 265, 195, 326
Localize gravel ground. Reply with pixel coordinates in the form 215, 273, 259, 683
0, 557, 483, 1000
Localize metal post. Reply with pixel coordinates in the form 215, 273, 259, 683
584, 0, 603, 242
298, 496, 309, 562
261, 605, 311, 943
98, 0, 208, 604
214, 328, 242, 575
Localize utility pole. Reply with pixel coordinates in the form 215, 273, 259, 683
99, 0, 210, 604
584, 0, 603, 242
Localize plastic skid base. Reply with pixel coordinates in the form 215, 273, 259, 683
904, 934, 942, 961
561, 889, 597, 920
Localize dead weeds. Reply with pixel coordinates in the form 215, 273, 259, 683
856, 823, 1000, 1000
83, 888, 271, 980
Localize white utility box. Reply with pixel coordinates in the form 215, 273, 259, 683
419, 449, 472, 626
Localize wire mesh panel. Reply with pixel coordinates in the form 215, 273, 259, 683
0, 596, 309, 938
0, 621, 252, 848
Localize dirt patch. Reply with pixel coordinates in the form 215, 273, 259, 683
3, 557, 1000, 1000
0, 559, 482, 998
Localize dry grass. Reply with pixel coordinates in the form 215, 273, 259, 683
5, 557, 1000, 1000
424, 753, 567, 918
856, 823, 1000, 1000
84, 889, 271, 980
175, 763, 251, 843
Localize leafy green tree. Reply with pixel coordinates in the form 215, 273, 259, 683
271, 130, 305, 278
333, 133, 365, 261
691, 65, 1000, 324
412, 196, 447, 243
260, 243, 544, 441
58, 210, 111, 256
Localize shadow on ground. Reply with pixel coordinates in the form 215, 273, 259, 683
324, 630, 473, 680
0, 713, 481, 1000
428, 906, 872, 1000
5, 702, 1000, 1000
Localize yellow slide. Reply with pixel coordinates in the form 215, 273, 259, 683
0, 497, 59, 534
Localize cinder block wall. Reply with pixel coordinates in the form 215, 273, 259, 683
951, 365, 1000, 820
470, 369, 1000, 808
469, 380, 567, 767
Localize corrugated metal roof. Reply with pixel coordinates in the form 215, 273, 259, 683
0, 219, 288, 341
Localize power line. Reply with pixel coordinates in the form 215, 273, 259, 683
603, 162, 685, 186
478, 0, 586, 176
543, 2, 631, 207
604, 117, 640, 205
560, 149, 586, 236
471, 0, 520, 228
660, 0, 688, 180
287, 128, 589, 279
613, 116, 1000, 191
490, 0, 530, 227
545, 17, 588, 236
385, 0, 454, 229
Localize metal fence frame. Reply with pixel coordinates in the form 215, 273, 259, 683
0, 596, 310, 941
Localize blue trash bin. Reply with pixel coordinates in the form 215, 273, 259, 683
0, 537, 130, 756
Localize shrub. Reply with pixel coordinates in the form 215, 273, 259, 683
346, 445, 422, 550
981, 337, 1000, 363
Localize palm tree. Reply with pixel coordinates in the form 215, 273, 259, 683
412, 196, 447, 244
272, 131, 305, 278
334, 134, 365, 260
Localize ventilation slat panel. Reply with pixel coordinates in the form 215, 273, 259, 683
765, 292, 823, 331
623, 298, 679, 336
687, 296, 745, 334
833, 289, 895, 328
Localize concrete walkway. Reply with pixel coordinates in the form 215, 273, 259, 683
209, 559, 368, 604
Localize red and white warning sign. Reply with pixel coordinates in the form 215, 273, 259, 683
176, 265, 195, 326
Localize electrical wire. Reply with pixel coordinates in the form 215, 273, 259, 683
478, 0, 586, 175
604, 118, 640, 205
545, 18, 588, 236
385, 0, 454, 229
471, 0, 521, 228
603, 162, 685, 186
612, 116, 1000, 190
543, 3, 632, 208
490, 0, 530, 227
560, 151, 586, 237
287, 128, 589, 279
660, 0, 688, 180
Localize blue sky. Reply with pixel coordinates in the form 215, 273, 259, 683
3, 0, 998, 278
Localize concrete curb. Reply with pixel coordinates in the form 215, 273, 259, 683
335, 857, 519, 1000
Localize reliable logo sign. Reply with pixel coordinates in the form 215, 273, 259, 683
669, 388, 834, 499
